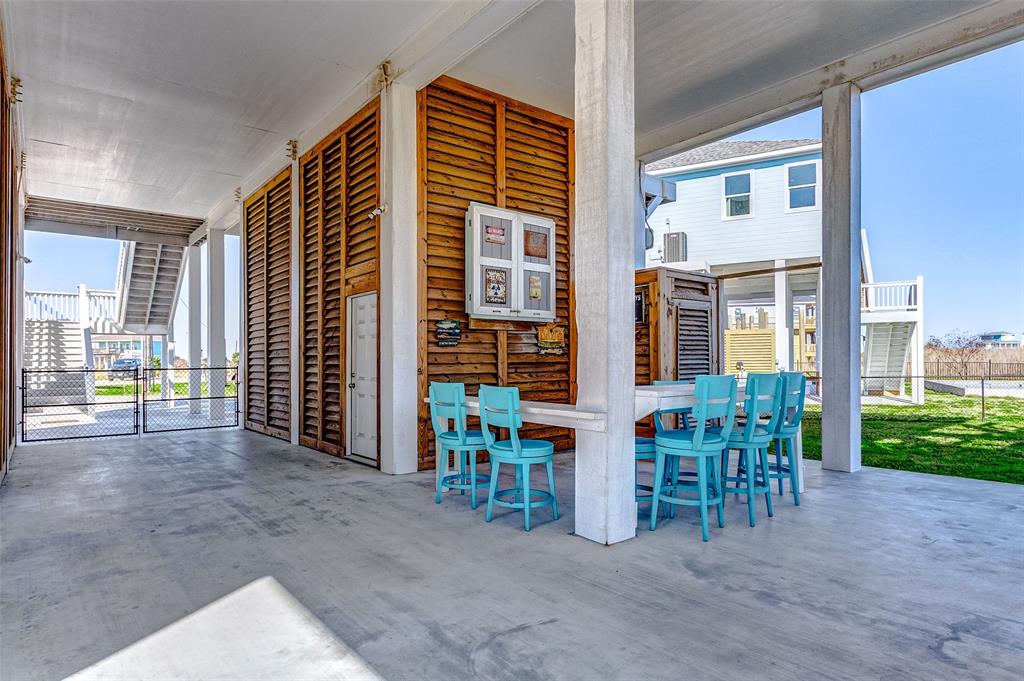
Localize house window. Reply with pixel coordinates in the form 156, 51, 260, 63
722, 172, 752, 219
785, 161, 819, 211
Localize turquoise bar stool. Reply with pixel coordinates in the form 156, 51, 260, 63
479, 385, 558, 531
721, 373, 784, 528
650, 375, 736, 542
636, 379, 692, 505
769, 371, 807, 505
429, 382, 489, 509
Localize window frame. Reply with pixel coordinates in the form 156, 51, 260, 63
783, 160, 821, 213
721, 170, 754, 221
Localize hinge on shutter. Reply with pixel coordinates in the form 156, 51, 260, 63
9, 77, 22, 103
234, 187, 242, 204
286, 139, 298, 161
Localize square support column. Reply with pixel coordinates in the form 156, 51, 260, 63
378, 81, 419, 475
206, 228, 226, 420
821, 82, 862, 473
774, 259, 792, 371
187, 245, 202, 413
573, 0, 637, 545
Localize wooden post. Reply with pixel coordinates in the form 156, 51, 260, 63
821, 82, 862, 473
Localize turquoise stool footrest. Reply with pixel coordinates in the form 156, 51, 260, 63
441, 472, 491, 490
491, 487, 556, 509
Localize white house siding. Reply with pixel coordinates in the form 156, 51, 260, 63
646, 162, 822, 268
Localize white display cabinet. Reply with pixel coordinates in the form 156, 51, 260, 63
464, 202, 556, 322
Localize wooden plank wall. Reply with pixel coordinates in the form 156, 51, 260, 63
0, 34, 15, 479
243, 167, 292, 440
297, 98, 380, 457
416, 76, 575, 470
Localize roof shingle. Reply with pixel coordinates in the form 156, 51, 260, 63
646, 139, 820, 172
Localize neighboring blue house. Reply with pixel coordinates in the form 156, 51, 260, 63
646, 139, 926, 404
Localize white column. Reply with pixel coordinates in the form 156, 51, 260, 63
821, 82, 862, 473
77, 283, 94, 368
159, 334, 170, 399
379, 81, 420, 475
573, 0, 637, 545
206, 228, 226, 420
773, 259, 791, 371
187, 245, 202, 413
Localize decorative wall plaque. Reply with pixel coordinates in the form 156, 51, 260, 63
434, 319, 462, 347
537, 322, 566, 355
484, 268, 507, 305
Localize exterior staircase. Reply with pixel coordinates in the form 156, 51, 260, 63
862, 321, 915, 395
115, 241, 185, 334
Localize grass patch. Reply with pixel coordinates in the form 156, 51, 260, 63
801, 390, 1024, 484
95, 382, 238, 397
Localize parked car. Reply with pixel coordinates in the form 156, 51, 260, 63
109, 358, 141, 380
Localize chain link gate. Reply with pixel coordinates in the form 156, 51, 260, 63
142, 367, 239, 433
21, 368, 140, 442
21, 366, 240, 442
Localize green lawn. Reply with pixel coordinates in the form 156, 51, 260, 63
801, 391, 1024, 484
96, 382, 238, 397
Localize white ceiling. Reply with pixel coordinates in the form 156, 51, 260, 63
451, 0, 985, 136
6, 0, 1002, 220
5, 0, 447, 217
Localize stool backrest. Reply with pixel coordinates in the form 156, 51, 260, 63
478, 385, 523, 454
776, 371, 807, 434
652, 378, 693, 433
691, 375, 737, 448
738, 372, 783, 443
429, 382, 469, 444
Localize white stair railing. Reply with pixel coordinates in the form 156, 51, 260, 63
861, 279, 920, 312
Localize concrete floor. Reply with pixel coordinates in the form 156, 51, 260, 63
2, 430, 1022, 680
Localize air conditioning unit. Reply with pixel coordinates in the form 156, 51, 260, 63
663, 231, 687, 263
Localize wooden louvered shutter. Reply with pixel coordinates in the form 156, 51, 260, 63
299, 152, 323, 449
418, 78, 575, 470
244, 167, 291, 440
502, 106, 573, 448
344, 111, 379, 292
677, 302, 713, 380
298, 100, 379, 456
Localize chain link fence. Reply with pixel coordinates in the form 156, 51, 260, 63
799, 371, 1024, 484
21, 366, 239, 442
22, 368, 140, 442
142, 367, 239, 433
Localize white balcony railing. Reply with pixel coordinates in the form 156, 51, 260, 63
861, 278, 921, 313
25, 289, 118, 323
25, 291, 80, 321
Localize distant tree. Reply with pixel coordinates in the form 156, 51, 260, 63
927, 330, 984, 378
230, 351, 240, 367
173, 357, 189, 369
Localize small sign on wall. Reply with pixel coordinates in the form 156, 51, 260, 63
635, 289, 648, 324
434, 319, 462, 347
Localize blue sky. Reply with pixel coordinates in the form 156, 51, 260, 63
24, 41, 1024, 352
731, 41, 1024, 339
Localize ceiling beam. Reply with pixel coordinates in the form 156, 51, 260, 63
25, 218, 190, 247
637, 1, 1024, 162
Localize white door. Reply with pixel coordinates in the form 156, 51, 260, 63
346, 293, 378, 465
